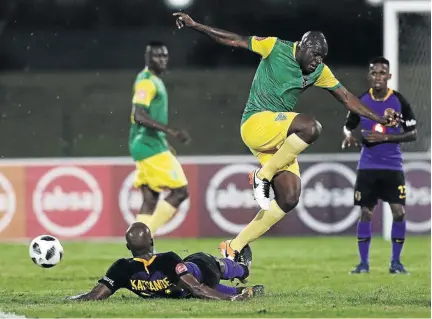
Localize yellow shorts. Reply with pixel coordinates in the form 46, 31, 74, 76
241, 111, 300, 178
133, 151, 188, 192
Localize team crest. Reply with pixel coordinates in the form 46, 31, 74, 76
275, 113, 287, 121
355, 191, 362, 201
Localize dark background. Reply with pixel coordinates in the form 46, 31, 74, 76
0, 0, 430, 157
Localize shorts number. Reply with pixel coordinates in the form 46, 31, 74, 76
398, 185, 407, 199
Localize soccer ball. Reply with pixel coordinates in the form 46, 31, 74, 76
29, 235, 64, 268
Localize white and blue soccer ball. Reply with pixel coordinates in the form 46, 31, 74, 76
29, 235, 64, 268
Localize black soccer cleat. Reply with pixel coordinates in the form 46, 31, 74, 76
234, 244, 253, 269
350, 262, 370, 274
389, 260, 410, 274
233, 244, 253, 283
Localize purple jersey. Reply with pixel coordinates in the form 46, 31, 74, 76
345, 89, 417, 171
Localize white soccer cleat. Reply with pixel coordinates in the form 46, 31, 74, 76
249, 169, 271, 210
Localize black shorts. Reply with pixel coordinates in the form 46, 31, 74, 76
183, 252, 221, 288
354, 169, 406, 207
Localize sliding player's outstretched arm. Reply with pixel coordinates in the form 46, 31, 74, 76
67, 283, 112, 301
66, 259, 128, 301
173, 12, 248, 49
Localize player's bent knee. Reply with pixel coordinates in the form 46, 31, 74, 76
293, 116, 322, 143
276, 193, 300, 213
167, 186, 189, 207
312, 120, 322, 138
392, 209, 405, 222
360, 207, 373, 222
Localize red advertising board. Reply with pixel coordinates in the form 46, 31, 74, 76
0, 154, 429, 240
0, 166, 26, 239
26, 165, 113, 238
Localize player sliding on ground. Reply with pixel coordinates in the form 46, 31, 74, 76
130, 41, 191, 236
342, 57, 417, 274
67, 222, 262, 301
173, 13, 402, 261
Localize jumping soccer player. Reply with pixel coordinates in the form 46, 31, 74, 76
130, 41, 191, 236
67, 222, 261, 301
342, 56, 417, 274
173, 13, 401, 260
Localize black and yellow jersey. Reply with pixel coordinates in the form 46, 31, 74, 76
98, 251, 190, 299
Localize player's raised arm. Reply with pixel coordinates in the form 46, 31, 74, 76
174, 13, 276, 58
314, 65, 399, 126
173, 12, 248, 49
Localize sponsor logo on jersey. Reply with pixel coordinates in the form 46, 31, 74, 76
296, 163, 359, 234
103, 276, 115, 287
119, 170, 189, 236
206, 164, 261, 234
175, 263, 188, 275
33, 166, 102, 237
405, 119, 417, 127
0, 173, 16, 234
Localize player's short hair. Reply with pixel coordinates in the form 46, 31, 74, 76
147, 40, 166, 48
369, 56, 390, 68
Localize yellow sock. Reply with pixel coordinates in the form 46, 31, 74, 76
136, 214, 152, 225
230, 200, 286, 252
146, 200, 177, 235
258, 133, 309, 181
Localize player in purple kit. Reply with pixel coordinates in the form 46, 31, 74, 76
342, 57, 417, 274
67, 222, 261, 301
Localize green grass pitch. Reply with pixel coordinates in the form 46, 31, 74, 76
0, 236, 430, 318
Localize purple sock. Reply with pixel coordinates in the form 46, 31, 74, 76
216, 284, 238, 296
391, 220, 406, 262
357, 221, 372, 264
220, 258, 247, 280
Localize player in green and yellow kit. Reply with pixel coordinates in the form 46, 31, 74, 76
130, 41, 191, 236
173, 13, 401, 262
